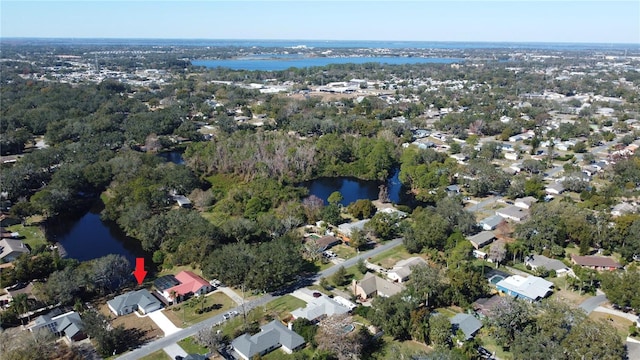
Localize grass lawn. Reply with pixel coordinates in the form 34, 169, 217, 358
139, 350, 171, 360
330, 265, 366, 290
165, 292, 235, 327
157, 264, 204, 278
510, 263, 534, 275
480, 332, 513, 360
368, 246, 412, 269
178, 337, 208, 355
377, 337, 431, 359
434, 307, 460, 317
7, 221, 47, 250
548, 277, 590, 306
589, 312, 634, 341
263, 295, 306, 321
332, 244, 357, 260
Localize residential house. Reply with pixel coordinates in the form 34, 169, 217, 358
107, 289, 162, 316
478, 215, 504, 231
467, 231, 496, 250
353, 272, 403, 300
514, 196, 538, 209
611, 202, 636, 217
496, 205, 529, 222
386, 257, 428, 283
505, 152, 519, 161
156, 271, 213, 303
445, 185, 461, 196
473, 295, 503, 317
545, 182, 565, 195
29, 310, 86, 342
0, 238, 30, 262
311, 235, 341, 252
450, 313, 482, 340
495, 275, 554, 302
291, 295, 350, 322
337, 219, 370, 242
570, 255, 622, 271
524, 254, 571, 276
231, 320, 305, 360
173, 195, 192, 208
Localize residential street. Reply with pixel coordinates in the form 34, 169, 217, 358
116, 238, 403, 359
578, 293, 608, 314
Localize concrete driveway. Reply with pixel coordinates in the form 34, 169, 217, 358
578, 294, 608, 314
163, 343, 187, 359
148, 310, 182, 336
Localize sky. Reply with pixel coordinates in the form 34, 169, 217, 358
1, 1, 639, 44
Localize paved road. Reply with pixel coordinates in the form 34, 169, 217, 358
578, 294, 607, 314
593, 306, 640, 322
116, 238, 404, 359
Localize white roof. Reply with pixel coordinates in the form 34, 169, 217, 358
291, 296, 350, 321
496, 275, 553, 301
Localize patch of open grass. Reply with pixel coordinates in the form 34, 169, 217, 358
589, 312, 634, 341
139, 350, 171, 360
7, 222, 47, 250
264, 295, 306, 320
434, 307, 459, 317
368, 246, 413, 269
165, 292, 235, 327
262, 346, 314, 359
177, 337, 208, 355
157, 264, 204, 278
481, 332, 513, 360
332, 244, 357, 260
377, 337, 431, 359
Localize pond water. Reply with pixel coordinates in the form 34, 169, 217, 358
157, 150, 185, 165
300, 168, 420, 207
46, 202, 151, 265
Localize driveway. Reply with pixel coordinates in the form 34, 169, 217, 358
163, 343, 187, 359
592, 306, 640, 322
291, 289, 317, 303
578, 294, 608, 314
215, 287, 244, 306
148, 310, 182, 336
627, 339, 640, 360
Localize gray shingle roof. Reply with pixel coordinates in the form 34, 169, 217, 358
524, 254, 569, 272
232, 320, 304, 359
107, 289, 160, 314
450, 313, 482, 340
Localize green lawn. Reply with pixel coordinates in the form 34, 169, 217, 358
264, 295, 306, 320
166, 292, 236, 327
262, 346, 314, 359
480, 331, 513, 360
178, 337, 208, 355
7, 221, 47, 250
377, 337, 431, 359
368, 245, 412, 269
138, 350, 171, 360
332, 244, 357, 260
435, 307, 459, 317
157, 264, 204, 278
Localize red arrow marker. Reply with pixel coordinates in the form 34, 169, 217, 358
133, 258, 147, 285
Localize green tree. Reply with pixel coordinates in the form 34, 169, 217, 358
347, 199, 376, 220
332, 266, 348, 286
328, 191, 343, 206
429, 314, 452, 349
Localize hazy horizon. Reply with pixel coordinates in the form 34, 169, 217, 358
2, 1, 639, 44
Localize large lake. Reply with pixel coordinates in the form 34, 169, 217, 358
192, 56, 463, 71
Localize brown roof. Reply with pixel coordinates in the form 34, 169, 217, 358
570, 255, 622, 268
315, 235, 341, 249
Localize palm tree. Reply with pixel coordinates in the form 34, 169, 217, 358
11, 293, 30, 325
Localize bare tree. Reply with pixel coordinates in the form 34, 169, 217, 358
194, 327, 223, 354
316, 315, 365, 360
489, 241, 507, 268
378, 184, 390, 203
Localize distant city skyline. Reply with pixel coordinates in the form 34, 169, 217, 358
1, 1, 639, 44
